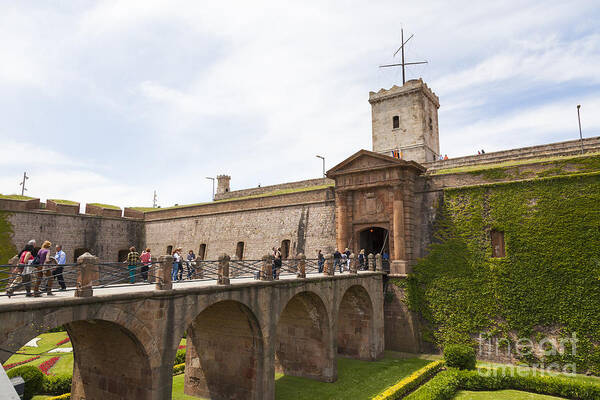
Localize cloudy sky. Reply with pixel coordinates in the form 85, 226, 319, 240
1, 1, 598, 209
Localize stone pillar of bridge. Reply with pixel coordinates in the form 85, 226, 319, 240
156, 255, 173, 290
218, 254, 230, 285
261, 254, 273, 280
185, 300, 264, 400
296, 253, 306, 278
75, 252, 98, 297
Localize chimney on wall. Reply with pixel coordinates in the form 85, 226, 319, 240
216, 175, 231, 194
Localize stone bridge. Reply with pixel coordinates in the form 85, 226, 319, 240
0, 261, 384, 399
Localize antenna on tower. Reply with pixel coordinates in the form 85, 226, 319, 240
153, 190, 158, 208
19, 172, 29, 196
379, 28, 428, 85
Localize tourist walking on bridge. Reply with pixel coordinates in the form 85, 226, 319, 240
126, 246, 140, 284
317, 250, 324, 273
140, 248, 151, 282
33, 241, 53, 297
187, 250, 196, 279
333, 249, 341, 272
53, 245, 67, 291
6, 240, 36, 298
172, 248, 182, 282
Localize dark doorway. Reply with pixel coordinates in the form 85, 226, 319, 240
166, 245, 173, 255
118, 249, 129, 262
359, 227, 389, 256
198, 244, 207, 260
74, 248, 90, 262
281, 240, 290, 259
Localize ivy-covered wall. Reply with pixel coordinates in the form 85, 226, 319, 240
0, 211, 17, 264
405, 172, 600, 373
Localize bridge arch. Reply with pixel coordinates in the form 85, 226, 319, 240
275, 291, 335, 382
184, 300, 264, 400
0, 305, 158, 400
336, 284, 378, 360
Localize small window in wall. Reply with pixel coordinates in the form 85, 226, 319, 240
166, 245, 173, 255
491, 230, 505, 258
281, 240, 291, 259
198, 244, 207, 260
392, 115, 399, 129
236, 242, 244, 260
429, 117, 433, 131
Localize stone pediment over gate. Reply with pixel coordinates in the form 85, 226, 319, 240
326, 149, 425, 178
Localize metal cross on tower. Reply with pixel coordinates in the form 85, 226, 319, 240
379, 28, 428, 85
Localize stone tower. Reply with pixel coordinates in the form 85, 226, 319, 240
369, 78, 440, 164
216, 175, 231, 195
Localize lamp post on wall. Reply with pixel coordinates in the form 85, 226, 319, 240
577, 105, 584, 155
316, 155, 325, 177
206, 177, 215, 200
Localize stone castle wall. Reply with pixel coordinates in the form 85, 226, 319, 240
145, 200, 336, 261
4, 210, 144, 263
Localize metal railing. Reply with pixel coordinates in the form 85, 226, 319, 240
0, 252, 387, 299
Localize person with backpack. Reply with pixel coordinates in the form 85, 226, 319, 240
6, 240, 36, 298
31, 240, 53, 297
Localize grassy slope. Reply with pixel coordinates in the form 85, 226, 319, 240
274, 355, 430, 400
430, 151, 600, 175
454, 390, 565, 399
87, 202, 121, 210
49, 199, 79, 205
0, 194, 35, 200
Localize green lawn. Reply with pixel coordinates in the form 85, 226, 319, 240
274, 355, 430, 400
454, 390, 565, 399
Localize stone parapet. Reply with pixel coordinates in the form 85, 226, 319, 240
214, 177, 333, 201
123, 208, 144, 219
426, 136, 600, 171
46, 200, 80, 215
85, 203, 122, 218
0, 197, 40, 212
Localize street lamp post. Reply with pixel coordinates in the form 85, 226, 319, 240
316, 155, 325, 177
206, 177, 215, 200
577, 105, 584, 155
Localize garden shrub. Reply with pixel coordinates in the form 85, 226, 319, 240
7, 365, 44, 400
406, 367, 600, 400
444, 344, 476, 370
43, 374, 72, 396
173, 363, 185, 375
174, 348, 186, 365
372, 360, 445, 399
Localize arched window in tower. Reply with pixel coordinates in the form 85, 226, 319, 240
429, 117, 433, 132
392, 115, 400, 129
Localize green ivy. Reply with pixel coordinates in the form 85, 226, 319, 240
0, 211, 16, 264
406, 173, 600, 373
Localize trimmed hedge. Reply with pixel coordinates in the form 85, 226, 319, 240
372, 360, 445, 400
405, 367, 600, 400
173, 363, 185, 376
7, 365, 44, 400
48, 394, 70, 400
43, 375, 72, 396
444, 344, 476, 370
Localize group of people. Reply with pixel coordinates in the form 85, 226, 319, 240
317, 248, 369, 273
6, 239, 67, 298
123, 246, 153, 284
171, 248, 197, 282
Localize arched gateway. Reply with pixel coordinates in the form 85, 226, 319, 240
326, 149, 426, 275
